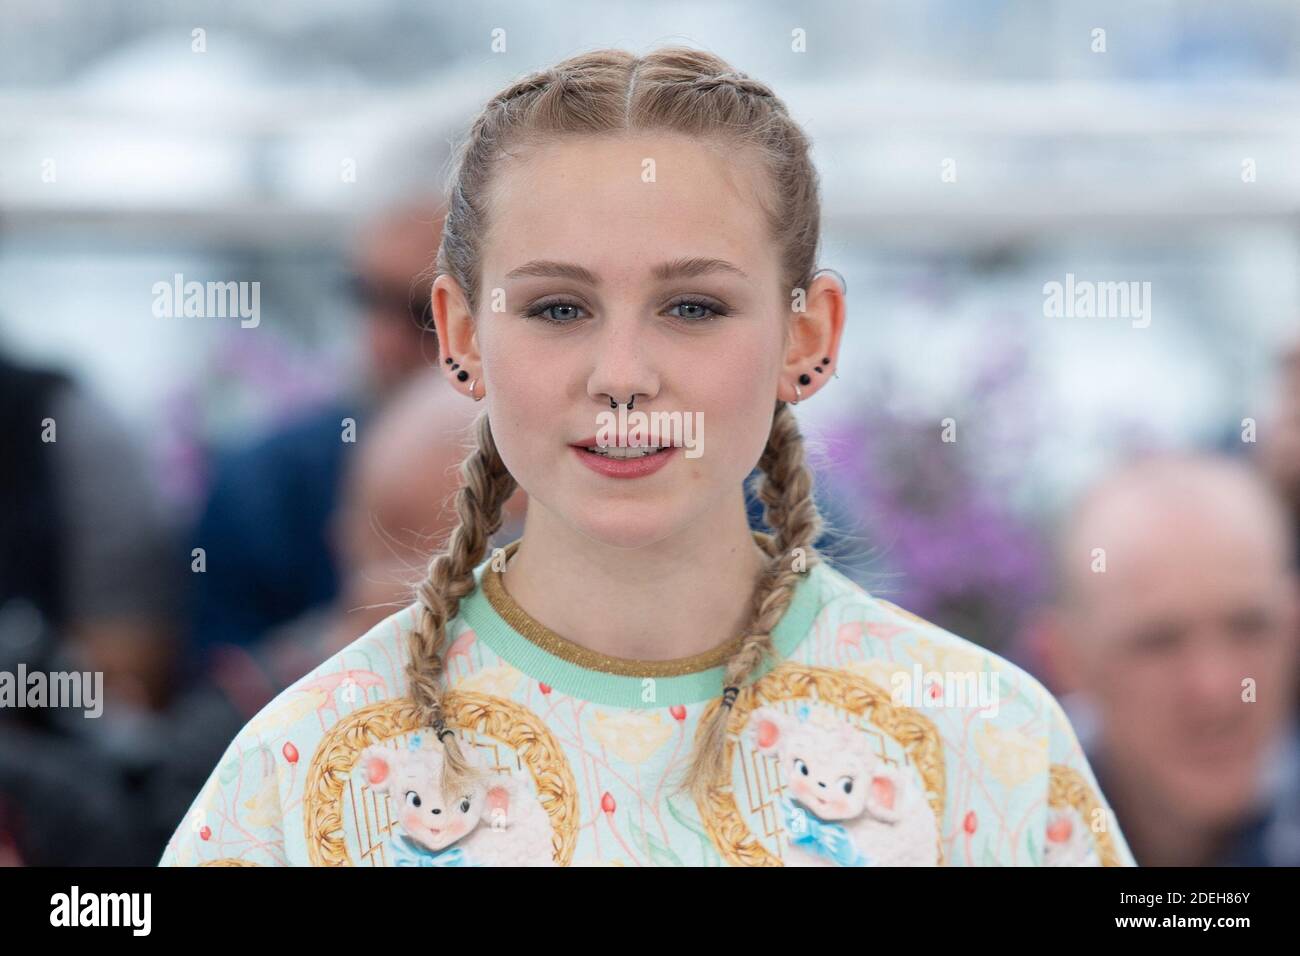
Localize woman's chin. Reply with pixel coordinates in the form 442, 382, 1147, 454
570, 512, 690, 552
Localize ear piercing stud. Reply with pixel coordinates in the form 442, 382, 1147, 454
792, 357, 832, 404
446, 355, 482, 400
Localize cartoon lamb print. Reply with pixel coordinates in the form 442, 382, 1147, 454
357, 734, 556, 867
748, 702, 940, 866
1042, 807, 1100, 866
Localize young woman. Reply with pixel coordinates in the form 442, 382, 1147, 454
161, 47, 1135, 867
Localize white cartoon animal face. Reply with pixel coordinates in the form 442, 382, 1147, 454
359, 741, 513, 853
749, 704, 905, 823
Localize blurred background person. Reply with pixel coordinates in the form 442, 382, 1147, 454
1036, 452, 1300, 866
184, 200, 446, 670
0, 347, 181, 864
0, 349, 181, 714
247, 365, 528, 684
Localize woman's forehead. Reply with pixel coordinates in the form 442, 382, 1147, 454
482, 133, 776, 276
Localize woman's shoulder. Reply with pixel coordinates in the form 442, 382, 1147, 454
249, 602, 427, 747
806, 558, 1002, 654
803, 558, 1065, 722
158, 602, 426, 866
801, 559, 1137, 865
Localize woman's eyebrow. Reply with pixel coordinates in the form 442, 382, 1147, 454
506, 260, 599, 284
653, 257, 750, 281
504, 256, 749, 284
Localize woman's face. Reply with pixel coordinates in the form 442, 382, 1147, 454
437, 132, 821, 549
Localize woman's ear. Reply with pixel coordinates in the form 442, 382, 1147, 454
779, 270, 846, 404
432, 273, 483, 400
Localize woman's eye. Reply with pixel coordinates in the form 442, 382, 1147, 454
523, 297, 726, 325
526, 300, 585, 324
666, 298, 724, 322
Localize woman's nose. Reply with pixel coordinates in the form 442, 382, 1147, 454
587, 319, 660, 407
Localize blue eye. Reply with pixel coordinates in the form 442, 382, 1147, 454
665, 297, 725, 322
521, 296, 727, 326
525, 300, 586, 325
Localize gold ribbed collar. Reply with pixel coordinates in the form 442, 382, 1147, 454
480, 531, 779, 677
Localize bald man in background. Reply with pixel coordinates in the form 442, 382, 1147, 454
1036, 452, 1300, 866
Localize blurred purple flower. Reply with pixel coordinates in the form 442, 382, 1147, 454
821, 322, 1048, 649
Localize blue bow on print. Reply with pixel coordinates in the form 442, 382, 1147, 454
780, 795, 873, 867
386, 833, 478, 867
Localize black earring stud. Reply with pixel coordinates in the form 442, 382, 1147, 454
798, 373, 811, 386
447, 354, 471, 384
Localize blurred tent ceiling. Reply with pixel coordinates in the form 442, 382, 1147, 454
3, 0, 1300, 247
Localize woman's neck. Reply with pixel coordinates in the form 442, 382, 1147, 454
500, 502, 773, 663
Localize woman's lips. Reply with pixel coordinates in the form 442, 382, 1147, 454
570, 436, 678, 448
571, 443, 676, 479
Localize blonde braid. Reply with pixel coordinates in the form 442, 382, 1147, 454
405, 408, 517, 798
676, 400, 824, 803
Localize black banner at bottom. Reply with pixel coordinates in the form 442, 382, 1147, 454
0, 865, 1277, 940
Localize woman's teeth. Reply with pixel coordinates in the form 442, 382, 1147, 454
584, 445, 666, 459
